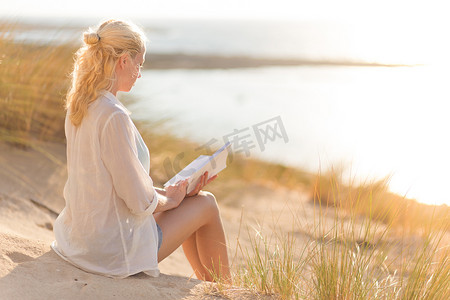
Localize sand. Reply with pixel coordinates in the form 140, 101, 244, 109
0, 140, 310, 299
0, 141, 202, 299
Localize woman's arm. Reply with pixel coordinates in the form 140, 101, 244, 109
101, 112, 158, 216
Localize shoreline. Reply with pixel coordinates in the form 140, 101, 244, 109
145, 53, 415, 69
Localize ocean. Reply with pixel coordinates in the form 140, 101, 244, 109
129, 64, 449, 206
9, 18, 450, 205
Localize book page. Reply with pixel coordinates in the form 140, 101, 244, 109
164, 142, 231, 194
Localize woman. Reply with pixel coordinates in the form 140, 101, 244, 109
51, 19, 230, 282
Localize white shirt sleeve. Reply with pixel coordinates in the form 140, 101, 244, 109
100, 111, 158, 216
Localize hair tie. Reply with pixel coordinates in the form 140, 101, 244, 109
83, 31, 101, 45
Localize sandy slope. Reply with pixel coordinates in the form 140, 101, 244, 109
0, 142, 204, 299
0, 141, 311, 299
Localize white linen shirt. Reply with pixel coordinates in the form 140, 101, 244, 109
52, 91, 160, 278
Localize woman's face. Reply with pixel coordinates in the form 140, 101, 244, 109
117, 49, 145, 93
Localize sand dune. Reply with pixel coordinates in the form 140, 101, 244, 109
0, 190, 212, 299
0, 142, 204, 299
0, 230, 203, 300
0, 140, 309, 299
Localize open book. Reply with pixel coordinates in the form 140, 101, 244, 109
164, 142, 231, 194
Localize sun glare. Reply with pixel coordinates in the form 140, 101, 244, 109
340, 64, 449, 206
347, 16, 450, 67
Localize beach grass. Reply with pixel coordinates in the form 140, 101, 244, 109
0, 22, 73, 147
212, 174, 449, 299
311, 167, 450, 233
2, 23, 449, 299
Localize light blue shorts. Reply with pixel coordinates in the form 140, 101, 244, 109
156, 223, 163, 252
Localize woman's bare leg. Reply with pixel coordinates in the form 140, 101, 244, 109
181, 232, 209, 280
154, 191, 230, 282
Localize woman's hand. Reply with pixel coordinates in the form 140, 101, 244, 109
154, 187, 166, 196
165, 179, 189, 209
186, 171, 217, 197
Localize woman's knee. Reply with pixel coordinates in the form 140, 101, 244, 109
197, 191, 219, 217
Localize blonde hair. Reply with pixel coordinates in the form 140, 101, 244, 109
66, 19, 146, 126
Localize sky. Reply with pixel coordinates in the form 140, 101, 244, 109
1, 0, 448, 23
2, 0, 449, 61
